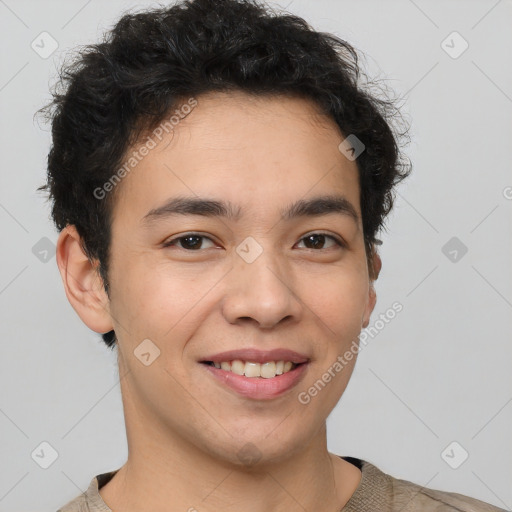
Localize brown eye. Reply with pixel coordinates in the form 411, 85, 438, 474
297, 233, 344, 250
163, 233, 216, 250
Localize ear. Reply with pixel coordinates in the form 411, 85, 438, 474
362, 249, 382, 328
56, 225, 114, 334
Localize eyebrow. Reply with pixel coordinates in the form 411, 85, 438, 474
141, 194, 359, 226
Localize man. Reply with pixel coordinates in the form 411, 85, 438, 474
38, 0, 505, 510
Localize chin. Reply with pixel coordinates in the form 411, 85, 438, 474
213, 430, 308, 469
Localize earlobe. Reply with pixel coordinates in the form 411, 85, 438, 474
56, 225, 114, 334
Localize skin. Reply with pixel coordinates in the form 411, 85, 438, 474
57, 91, 381, 512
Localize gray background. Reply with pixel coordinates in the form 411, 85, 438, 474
0, 0, 511, 510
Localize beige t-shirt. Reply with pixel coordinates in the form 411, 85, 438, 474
56, 456, 507, 511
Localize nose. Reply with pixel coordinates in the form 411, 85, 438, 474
221, 242, 303, 329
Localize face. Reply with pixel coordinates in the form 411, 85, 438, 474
89, 91, 376, 466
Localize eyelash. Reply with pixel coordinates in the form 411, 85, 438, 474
162, 232, 346, 251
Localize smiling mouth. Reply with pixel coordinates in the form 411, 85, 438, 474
201, 360, 302, 379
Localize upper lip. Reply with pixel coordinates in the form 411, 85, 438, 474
200, 348, 310, 364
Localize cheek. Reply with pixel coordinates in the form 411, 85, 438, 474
299, 267, 369, 334
111, 255, 228, 347
108, 255, 184, 341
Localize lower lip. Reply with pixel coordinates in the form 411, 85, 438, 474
201, 363, 309, 400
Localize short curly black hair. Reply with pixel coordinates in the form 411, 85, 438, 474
37, 0, 411, 350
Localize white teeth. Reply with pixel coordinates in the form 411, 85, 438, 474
231, 360, 245, 376
244, 362, 260, 378
209, 359, 298, 378
260, 361, 277, 379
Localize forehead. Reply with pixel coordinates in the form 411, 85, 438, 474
111, 91, 361, 227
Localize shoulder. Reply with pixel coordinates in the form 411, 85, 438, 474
56, 470, 117, 512
56, 491, 89, 512
388, 468, 507, 511
343, 457, 506, 512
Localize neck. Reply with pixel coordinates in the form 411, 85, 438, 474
99, 420, 361, 512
